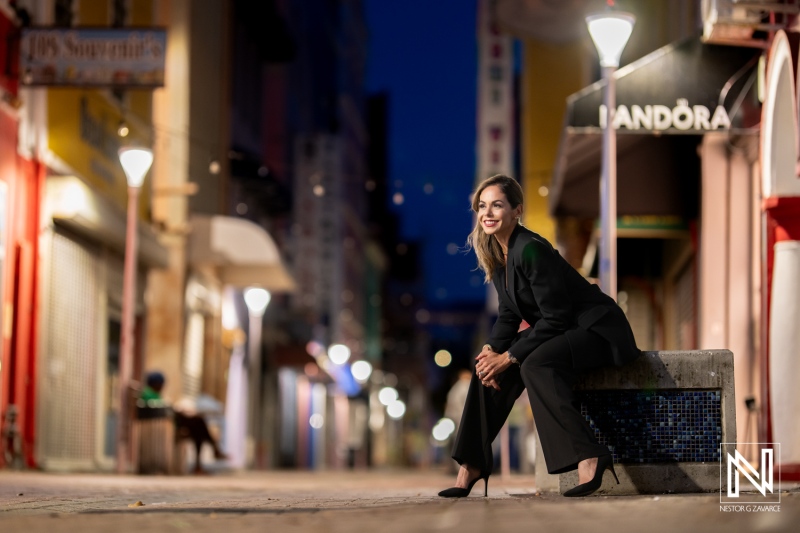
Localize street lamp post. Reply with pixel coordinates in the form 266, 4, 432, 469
243, 287, 271, 467
116, 147, 154, 473
586, 7, 635, 300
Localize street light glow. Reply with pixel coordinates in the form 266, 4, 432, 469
351, 360, 373, 382
586, 12, 635, 68
309, 413, 324, 429
432, 418, 456, 441
118, 147, 154, 188
379, 386, 398, 406
387, 399, 406, 419
328, 343, 351, 365
62, 180, 89, 215
244, 287, 271, 316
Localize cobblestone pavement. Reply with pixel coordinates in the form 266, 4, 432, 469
0, 470, 797, 533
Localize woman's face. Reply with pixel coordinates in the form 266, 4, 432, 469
477, 185, 520, 239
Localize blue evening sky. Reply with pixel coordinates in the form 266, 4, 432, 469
364, 0, 487, 306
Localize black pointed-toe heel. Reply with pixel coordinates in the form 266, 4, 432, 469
438, 473, 490, 498
563, 454, 619, 497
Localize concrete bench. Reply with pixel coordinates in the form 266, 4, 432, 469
134, 404, 195, 475
537, 350, 736, 495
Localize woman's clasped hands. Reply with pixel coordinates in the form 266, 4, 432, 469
475, 344, 513, 390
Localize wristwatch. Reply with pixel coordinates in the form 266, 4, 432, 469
507, 351, 520, 366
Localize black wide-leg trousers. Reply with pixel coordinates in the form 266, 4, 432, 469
451, 331, 614, 475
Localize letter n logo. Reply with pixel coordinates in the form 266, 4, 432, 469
727, 448, 773, 497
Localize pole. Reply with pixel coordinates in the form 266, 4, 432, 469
500, 421, 510, 480
247, 312, 263, 468
116, 185, 140, 473
599, 65, 617, 300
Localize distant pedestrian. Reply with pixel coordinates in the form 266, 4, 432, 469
438, 175, 641, 498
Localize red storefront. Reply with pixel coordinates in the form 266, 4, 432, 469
0, 8, 43, 469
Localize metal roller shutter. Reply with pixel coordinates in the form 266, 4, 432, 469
41, 231, 101, 465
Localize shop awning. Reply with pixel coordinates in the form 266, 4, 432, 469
188, 215, 297, 292
46, 176, 169, 269
551, 37, 761, 219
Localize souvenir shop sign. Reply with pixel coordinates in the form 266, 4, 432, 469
567, 37, 761, 134
19, 28, 166, 87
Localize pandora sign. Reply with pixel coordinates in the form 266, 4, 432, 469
599, 99, 732, 132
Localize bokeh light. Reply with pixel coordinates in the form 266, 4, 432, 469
328, 344, 351, 365
243, 287, 271, 315
351, 360, 373, 382
309, 414, 324, 429
306, 340, 325, 357
379, 386, 398, 406
304, 362, 319, 377
434, 349, 452, 367
432, 418, 456, 441
387, 399, 406, 419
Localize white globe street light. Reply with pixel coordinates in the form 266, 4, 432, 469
586, 8, 635, 300
244, 287, 271, 316
328, 343, 351, 365
115, 146, 153, 473
586, 12, 635, 68
119, 148, 154, 188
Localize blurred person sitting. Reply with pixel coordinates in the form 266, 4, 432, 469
141, 371, 228, 474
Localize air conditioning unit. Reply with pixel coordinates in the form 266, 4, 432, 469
702, 0, 795, 44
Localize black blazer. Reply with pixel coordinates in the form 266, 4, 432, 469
485, 224, 641, 367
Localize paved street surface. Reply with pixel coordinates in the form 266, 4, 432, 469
1, 470, 797, 533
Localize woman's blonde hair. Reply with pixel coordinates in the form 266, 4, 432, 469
467, 174, 524, 283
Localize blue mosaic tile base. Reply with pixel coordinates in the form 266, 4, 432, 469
578, 390, 722, 463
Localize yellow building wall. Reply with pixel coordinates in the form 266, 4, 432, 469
77, 0, 109, 24
130, 0, 154, 25
77, 0, 154, 25
521, 40, 590, 243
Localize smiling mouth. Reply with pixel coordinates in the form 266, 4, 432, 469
483, 220, 498, 227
